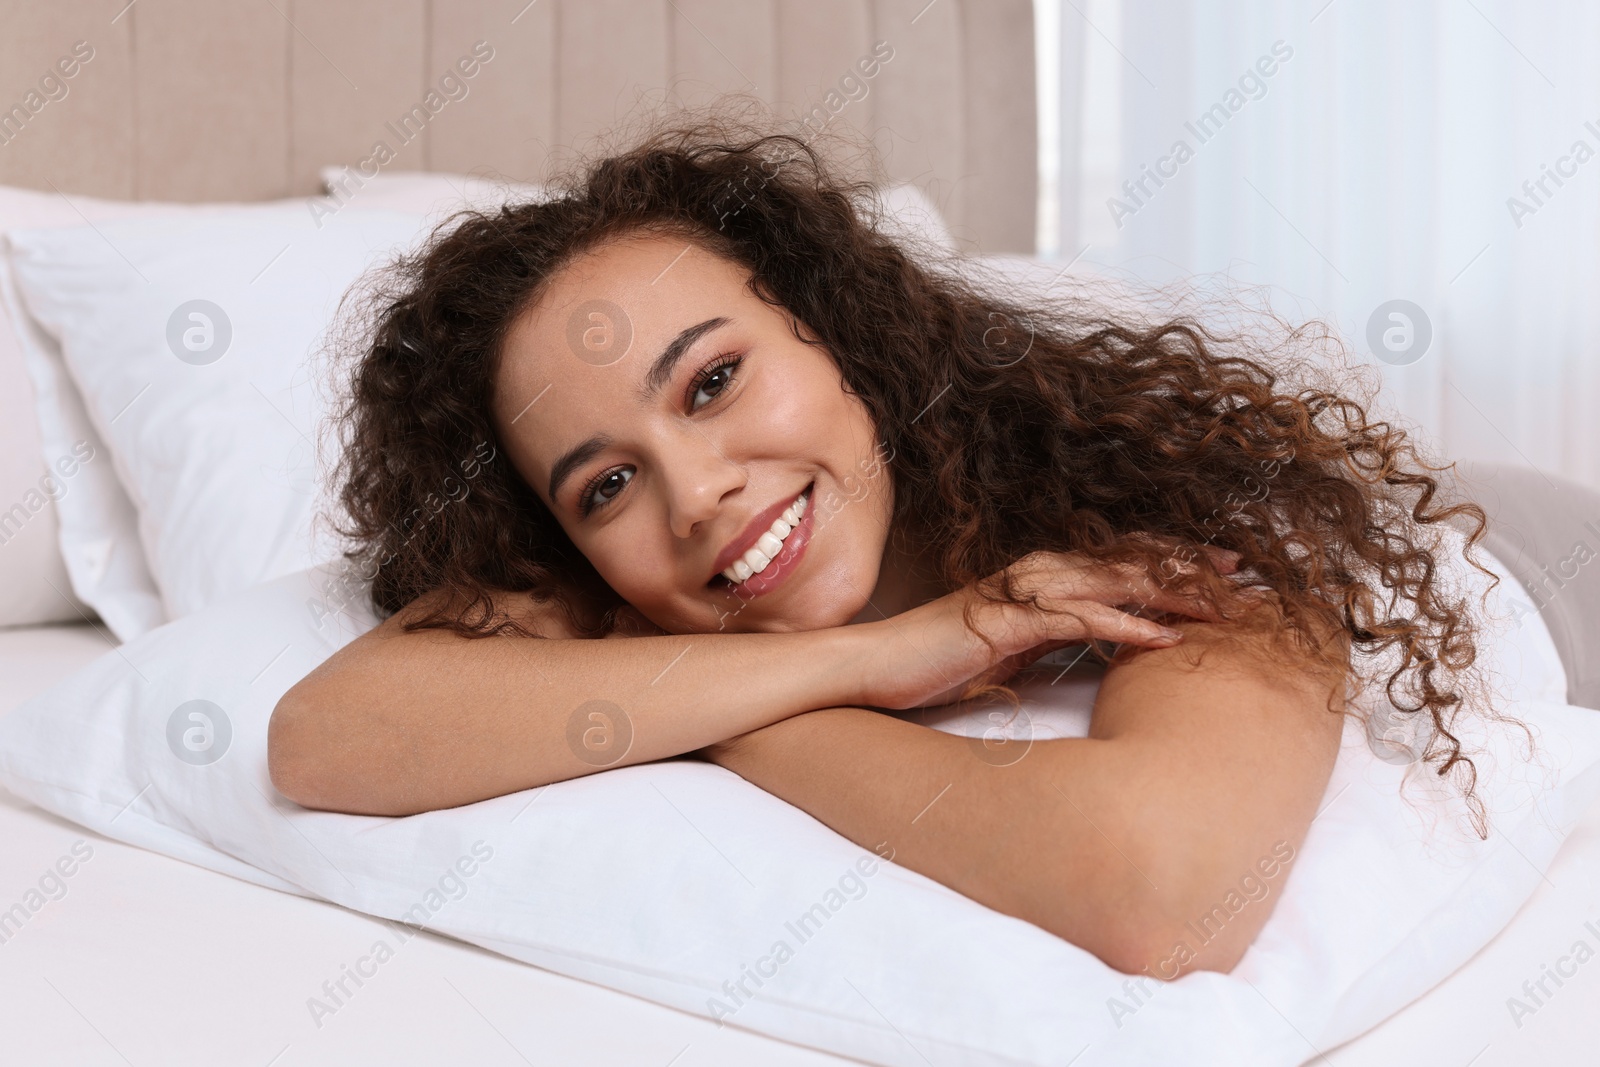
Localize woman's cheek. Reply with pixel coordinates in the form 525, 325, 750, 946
744, 367, 820, 450
600, 533, 679, 612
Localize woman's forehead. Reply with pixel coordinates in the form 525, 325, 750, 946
512, 234, 750, 366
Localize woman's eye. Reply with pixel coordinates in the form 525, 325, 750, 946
690, 356, 743, 411
581, 467, 632, 514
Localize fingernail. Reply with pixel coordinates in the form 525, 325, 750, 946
1156, 627, 1185, 643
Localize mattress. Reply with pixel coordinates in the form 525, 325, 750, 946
1, 623, 1597, 1065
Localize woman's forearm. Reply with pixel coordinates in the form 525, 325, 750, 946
705, 707, 1166, 966
271, 543, 1242, 818
268, 604, 871, 816
704, 616, 1346, 976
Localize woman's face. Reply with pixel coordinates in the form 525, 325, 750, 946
492, 231, 896, 634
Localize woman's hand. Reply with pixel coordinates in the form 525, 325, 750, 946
851, 546, 1250, 710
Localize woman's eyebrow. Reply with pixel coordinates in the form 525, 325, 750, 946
636, 316, 731, 403
548, 434, 612, 504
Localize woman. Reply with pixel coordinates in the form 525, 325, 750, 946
268, 117, 1495, 979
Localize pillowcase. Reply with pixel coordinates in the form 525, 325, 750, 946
317, 166, 550, 218
870, 181, 957, 255
0, 536, 1592, 1067
0, 185, 175, 634
6, 207, 431, 624
0, 184, 421, 638
321, 167, 959, 255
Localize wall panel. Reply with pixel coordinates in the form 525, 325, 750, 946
0, 0, 1034, 251
289, 0, 427, 194
870, 0, 967, 237
134, 0, 289, 201
552, 0, 669, 168
428, 0, 557, 183
668, 0, 777, 109
0, 1, 135, 199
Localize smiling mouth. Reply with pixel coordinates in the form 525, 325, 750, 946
708, 482, 814, 593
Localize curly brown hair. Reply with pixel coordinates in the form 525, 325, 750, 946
321, 106, 1518, 834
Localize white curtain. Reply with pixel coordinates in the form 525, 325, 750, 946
1039, 0, 1600, 490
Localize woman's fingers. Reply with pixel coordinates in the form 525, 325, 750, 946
1061, 562, 1204, 622
1054, 547, 1255, 621
995, 545, 1264, 652
1030, 600, 1185, 648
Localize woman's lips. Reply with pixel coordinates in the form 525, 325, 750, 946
709, 483, 810, 580
714, 482, 815, 600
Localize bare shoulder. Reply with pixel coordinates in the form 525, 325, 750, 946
1150, 599, 1348, 684
1090, 600, 1351, 744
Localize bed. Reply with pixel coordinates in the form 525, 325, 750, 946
2, 620, 1598, 1065
2, 3, 1598, 1065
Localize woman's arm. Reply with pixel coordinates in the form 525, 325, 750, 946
701, 606, 1348, 976
268, 589, 871, 816
270, 551, 1205, 818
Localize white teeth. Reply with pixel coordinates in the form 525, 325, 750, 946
721, 488, 810, 585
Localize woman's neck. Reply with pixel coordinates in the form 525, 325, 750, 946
848, 533, 949, 624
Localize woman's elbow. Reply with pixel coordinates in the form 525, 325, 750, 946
267, 682, 389, 814
1093, 873, 1279, 978
267, 686, 333, 810
1104, 914, 1255, 979
1040, 832, 1285, 977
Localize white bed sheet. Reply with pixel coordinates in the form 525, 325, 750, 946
0, 623, 1596, 1066
0, 623, 855, 1067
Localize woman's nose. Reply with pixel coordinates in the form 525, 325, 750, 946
665, 446, 745, 540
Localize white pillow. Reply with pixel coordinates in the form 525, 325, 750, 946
870, 181, 957, 255
316, 166, 550, 219
0, 185, 176, 635
322, 168, 958, 255
6, 207, 430, 623
0, 184, 413, 638
0, 541, 1593, 1067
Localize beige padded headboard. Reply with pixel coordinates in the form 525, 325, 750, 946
0, 0, 1036, 252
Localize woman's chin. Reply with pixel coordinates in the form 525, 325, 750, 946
687, 605, 853, 635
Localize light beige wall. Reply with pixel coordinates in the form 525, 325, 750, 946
0, 0, 1035, 251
